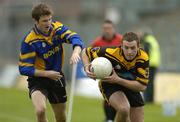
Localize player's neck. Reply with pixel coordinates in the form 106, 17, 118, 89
35, 24, 51, 36
103, 34, 115, 42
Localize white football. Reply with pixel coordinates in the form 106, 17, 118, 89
91, 57, 113, 79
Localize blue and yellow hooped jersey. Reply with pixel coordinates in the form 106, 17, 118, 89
19, 21, 84, 76
86, 46, 149, 85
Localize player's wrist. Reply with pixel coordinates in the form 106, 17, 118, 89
84, 64, 90, 71
84, 64, 89, 67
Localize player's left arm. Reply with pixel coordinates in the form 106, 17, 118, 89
56, 24, 84, 64
103, 60, 149, 92
68, 31, 84, 64
56, 24, 84, 48
81, 48, 96, 79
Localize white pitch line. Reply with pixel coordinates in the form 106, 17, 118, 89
0, 111, 33, 122
67, 64, 77, 122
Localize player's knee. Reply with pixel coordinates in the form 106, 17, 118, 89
116, 105, 130, 117
35, 106, 46, 117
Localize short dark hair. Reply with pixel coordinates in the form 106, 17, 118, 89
32, 3, 53, 21
104, 20, 115, 26
122, 32, 140, 44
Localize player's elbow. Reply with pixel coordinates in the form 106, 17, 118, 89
19, 66, 35, 76
140, 85, 147, 92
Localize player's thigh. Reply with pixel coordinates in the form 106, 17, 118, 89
31, 90, 47, 110
130, 106, 144, 122
51, 103, 66, 116
109, 91, 130, 111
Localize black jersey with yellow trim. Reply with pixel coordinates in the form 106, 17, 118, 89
85, 46, 149, 85
19, 21, 84, 77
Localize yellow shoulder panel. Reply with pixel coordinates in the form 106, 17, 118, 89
52, 21, 63, 30
138, 49, 149, 61
106, 47, 119, 55
24, 30, 41, 43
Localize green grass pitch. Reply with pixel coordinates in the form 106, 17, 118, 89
0, 88, 179, 122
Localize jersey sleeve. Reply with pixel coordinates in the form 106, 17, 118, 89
85, 47, 106, 62
135, 60, 149, 85
19, 40, 36, 76
55, 22, 84, 49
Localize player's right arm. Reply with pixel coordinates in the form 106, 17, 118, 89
81, 48, 96, 79
19, 41, 61, 81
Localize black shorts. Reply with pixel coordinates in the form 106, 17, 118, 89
27, 76, 67, 104
99, 82, 144, 107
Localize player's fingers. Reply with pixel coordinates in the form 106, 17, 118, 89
53, 74, 62, 81
86, 70, 95, 76
75, 57, 81, 63
77, 55, 81, 61
70, 58, 76, 64
70, 55, 80, 64
73, 58, 79, 64
88, 75, 96, 79
57, 74, 63, 78
54, 71, 61, 75
87, 72, 96, 79
56, 75, 63, 81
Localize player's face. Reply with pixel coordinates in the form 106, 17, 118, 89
122, 40, 138, 60
36, 15, 52, 33
102, 23, 115, 40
